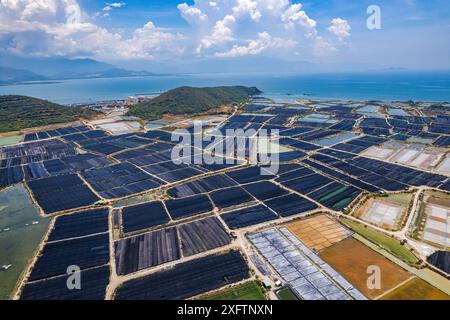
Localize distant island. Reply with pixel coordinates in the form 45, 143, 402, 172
0, 95, 98, 132
0, 57, 165, 85
0, 66, 162, 85
0, 67, 47, 85
127, 86, 262, 120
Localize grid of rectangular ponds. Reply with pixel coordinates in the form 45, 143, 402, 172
310, 153, 407, 191
225, 165, 276, 184
302, 159, 380, 193
47, 208, 109, 242
310, 153, 449, 192
248, 228, 367, 300
333, 136, 386, 154
264, 193, 318, 217
115, 227, 180, 275
167, 173, 237, 198
115, 216, 230, 275
28, 232, 110, 281
20, 205, 111, 299
0, 138, 116, 189
121, 200, 170, 233
20, 265, 110, 300
23, 125, 91, 142
114, 140, 239, 184
115, 250, 249, 300
0, 152, 113, 189
209, 186, 255, 209
27, 173, 100, 214
0, 139, 76, 168
178, 216, 231, 257
164, 194, 213, 220
81, 162, 164, 199
221, 204, 278, 229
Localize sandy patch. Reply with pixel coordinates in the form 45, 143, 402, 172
284, 214, 352, 251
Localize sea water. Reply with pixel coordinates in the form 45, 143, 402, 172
0, 72, 449, 104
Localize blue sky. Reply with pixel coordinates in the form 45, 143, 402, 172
1, 0, 449, 73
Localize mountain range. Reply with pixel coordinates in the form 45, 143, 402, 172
0, 54, 161, 84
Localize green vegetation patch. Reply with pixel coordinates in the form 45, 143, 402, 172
340, 217, 420, 265
382, 192, 414, 207
277, 287, 298, 300
380, 277, 449, 300
198, 281, 266, 300
319, 187, 347, 203
128, 86, 261, 120
0, 95, 99, 132
424, 190, 450, 201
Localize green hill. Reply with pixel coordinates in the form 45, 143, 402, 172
128, 86, 261, 120
0, 95, 98, 132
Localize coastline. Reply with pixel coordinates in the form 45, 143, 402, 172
1, 72, 450, 104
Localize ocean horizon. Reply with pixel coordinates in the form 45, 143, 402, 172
1, 71, 450, 104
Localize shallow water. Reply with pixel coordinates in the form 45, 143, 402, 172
314, 132, 359, 147
0, 135, 23, 146
0, 184, 50, 299
388, 108, 409, 116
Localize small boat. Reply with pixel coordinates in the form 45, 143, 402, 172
1, 264, 12, 271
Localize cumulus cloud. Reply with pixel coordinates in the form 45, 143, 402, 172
281, 3, 317, 37
0, 0, 346, 62
232, 0, 261, 21
0, 0, 180, 60
188, 0, 324, 57
196, 14, 236, 53
178, 3, 208, 24
215, 31, 295, 57
122, 22, 183, 59
328, 18, 351, 39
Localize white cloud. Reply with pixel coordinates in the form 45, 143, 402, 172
215, 31, 295, 57
97, 2, 126, 18
328, 18, 351, 39
122, 22, 183, 60
314, 36, 336, 57
108, 2, 126, 8
232, 0, 261, 22
178, 3, 208, 24
0, 0, 348, 62
186, 0, 319, 57
197, 14, 236, 53
103, 2, 126, 11
281, 3, 317, 37
0, 0, 180, 60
